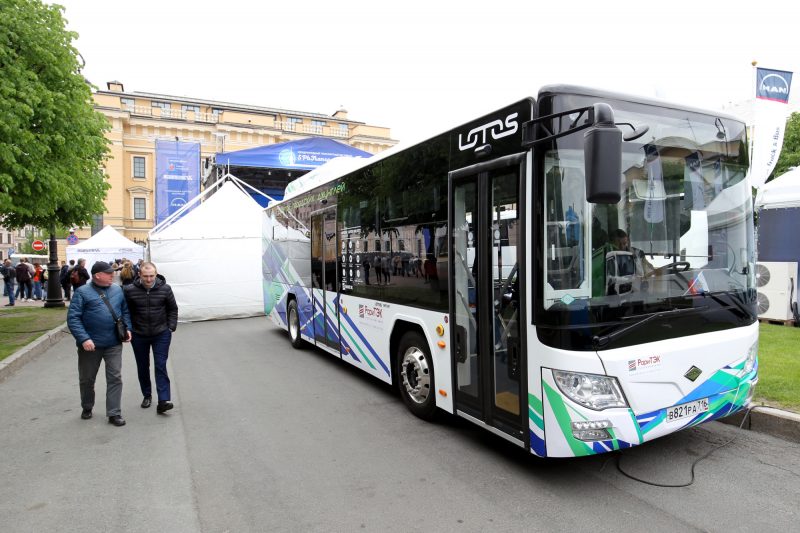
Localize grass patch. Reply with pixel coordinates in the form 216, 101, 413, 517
755, 323, 800, 412
0, 306, 68, 361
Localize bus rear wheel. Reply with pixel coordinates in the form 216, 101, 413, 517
396, 331, 437, 420
287, 299, 303, 349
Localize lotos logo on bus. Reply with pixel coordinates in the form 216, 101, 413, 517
458, 113, 519, 151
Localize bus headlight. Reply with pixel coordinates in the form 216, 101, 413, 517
552, 370, 628, 410
744, 342, 757, 374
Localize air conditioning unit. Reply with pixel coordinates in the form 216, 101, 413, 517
756, 261, 798, 321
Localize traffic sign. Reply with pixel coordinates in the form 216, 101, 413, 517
32, 240, 45, 251
67, 234, 79, 245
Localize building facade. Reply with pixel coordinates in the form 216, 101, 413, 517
87, 81, 397, 244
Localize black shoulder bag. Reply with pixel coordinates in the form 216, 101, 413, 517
93, 286, 128, 342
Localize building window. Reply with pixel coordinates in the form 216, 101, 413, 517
92, 214, 103, 235
339, 123, 348, 134
134, 198, 146, 220
151, 101, 171, 111
120, 97, 135, 110
211, 108, 223, 117
182, 104, 200, 113
311, 120, 326, 134
287, 117, 302, 131
133, 156, 146, 178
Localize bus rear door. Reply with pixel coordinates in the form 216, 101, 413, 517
310, 208, 341, 352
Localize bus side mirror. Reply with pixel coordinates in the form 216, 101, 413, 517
584, 103, 622, 204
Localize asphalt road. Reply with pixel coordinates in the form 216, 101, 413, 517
1, 317, 799, 532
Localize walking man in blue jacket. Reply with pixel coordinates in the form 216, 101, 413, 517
67, 261, 132, 426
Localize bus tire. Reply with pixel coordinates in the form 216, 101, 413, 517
396, 331, 437, 420
287, 299, 303, 349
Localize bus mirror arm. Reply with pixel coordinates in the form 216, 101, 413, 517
522, 103, 622, 204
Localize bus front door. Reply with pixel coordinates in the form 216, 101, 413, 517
311, 208, 341, 351
450, 157, 525, 442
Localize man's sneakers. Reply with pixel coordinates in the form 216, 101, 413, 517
81, 409, 92, 420
108, 415, 126, 426
141, 396, 152, 408
156, 401, 174, 414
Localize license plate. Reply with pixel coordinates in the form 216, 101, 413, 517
666, 398, 709, 423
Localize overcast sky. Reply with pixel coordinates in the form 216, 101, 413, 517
52, 0, 799, 144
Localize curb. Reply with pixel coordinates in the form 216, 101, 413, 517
718, 405, 800, 443
0, 323, 69, 384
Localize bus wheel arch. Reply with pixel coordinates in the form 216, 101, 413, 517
392, 322, 437, 420
286, 296, 304, 349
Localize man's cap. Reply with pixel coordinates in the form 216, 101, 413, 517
91, 261, 114, 275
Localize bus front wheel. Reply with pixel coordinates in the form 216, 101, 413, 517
396, 331, 437, 420
287, 299, 303, 349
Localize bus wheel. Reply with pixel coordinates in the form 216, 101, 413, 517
287, 300, 303, 349
397, 331, 437, 420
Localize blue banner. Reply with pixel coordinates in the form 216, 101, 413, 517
156, 140, 201, 225
756, 67, 793, 103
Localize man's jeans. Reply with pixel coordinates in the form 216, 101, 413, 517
131, 330, 172, 401
78, 344, 123, 417
3, 280, 14, 305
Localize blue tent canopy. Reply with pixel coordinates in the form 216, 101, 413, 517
214, 137, 371, 170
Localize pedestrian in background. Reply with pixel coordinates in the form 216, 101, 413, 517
32, 263, 46, 300
71, 258, 90, 291
2, 259, 16, 306
15, 259, 33, 302
124, 261, 178, 414
119, 261, 135, 286
60, 260, 74, 301
67, 261, 132, 426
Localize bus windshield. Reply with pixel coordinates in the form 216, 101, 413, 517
538, 94, 756, 347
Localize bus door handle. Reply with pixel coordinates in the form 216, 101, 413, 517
454, 325, 467, 363
507, 337, 520, 380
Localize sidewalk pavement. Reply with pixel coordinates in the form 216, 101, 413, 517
2, 293, 71, 308
1, 311, 798, 443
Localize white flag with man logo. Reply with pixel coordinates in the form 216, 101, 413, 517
751, 67, 793, 189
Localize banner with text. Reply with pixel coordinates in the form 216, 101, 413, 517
155, 140, 201, 224
751, 67, 793, 189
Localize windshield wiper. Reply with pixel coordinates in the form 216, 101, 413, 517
701, 291, 753, 319
592, 306, 708, 350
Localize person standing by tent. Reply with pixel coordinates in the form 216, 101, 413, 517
124, 262, 178, 414
67, 261, 132, 426
119, 261, 136, 286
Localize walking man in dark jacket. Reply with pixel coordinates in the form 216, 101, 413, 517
67, 261, 132, 426
123, 262, 179, 414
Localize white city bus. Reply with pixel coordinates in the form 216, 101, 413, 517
262, 85, 758, 458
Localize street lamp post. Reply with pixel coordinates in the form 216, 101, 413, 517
44, 224, 65, 308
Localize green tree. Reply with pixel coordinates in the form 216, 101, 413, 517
772, 111, 800, 180
0, 0, 110, 230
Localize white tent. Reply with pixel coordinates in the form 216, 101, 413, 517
66, 225, 144, 273
755, 167, 800, 210
148, 178, 268, 322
